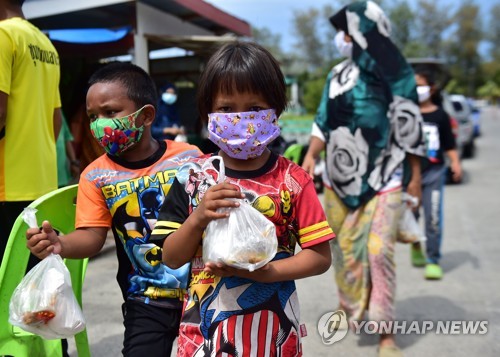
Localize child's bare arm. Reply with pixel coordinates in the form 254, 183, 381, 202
27, 221, 108, 259
204, 240, 332, 283
445, 148, 462, 182
162, 182, 244, 269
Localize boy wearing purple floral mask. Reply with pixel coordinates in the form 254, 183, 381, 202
150, 42, 335, 356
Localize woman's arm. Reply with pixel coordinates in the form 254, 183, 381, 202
445, 149, 462, 183
302, 132, 326, 177
406, 153, 422, 208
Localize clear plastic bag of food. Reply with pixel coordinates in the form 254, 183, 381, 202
9, 254, 86, 339
396, 194, 426, 244
201, 156, 278, 272
8, 207, 86, 339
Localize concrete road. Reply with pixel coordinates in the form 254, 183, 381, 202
69, 106, 500, 356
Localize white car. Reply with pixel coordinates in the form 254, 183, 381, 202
448, 94, 475, 158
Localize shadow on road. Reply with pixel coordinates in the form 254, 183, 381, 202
349, 294, 488, 350
395, 295, 488, 348
440, 250, 481, 273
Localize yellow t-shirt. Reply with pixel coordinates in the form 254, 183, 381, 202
0, 17, 61, 201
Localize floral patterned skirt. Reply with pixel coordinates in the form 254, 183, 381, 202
324, 186, 403, 323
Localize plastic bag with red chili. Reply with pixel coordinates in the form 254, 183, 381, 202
9, 254, 86, 339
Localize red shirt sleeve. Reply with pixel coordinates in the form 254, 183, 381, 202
295, 176, 335, 248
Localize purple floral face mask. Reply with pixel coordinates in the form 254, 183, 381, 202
207, 109, 280, 160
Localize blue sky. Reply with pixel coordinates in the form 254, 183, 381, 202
206, 0, 497, 53
205, 0, 336, 51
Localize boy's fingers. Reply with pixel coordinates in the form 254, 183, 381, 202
205, 211, 231, 221
26, 221, 59, 257
26, 232, 47, 246
28, 238, 52, 256
214, 182, 241, 192
208, 189, 244, 201
26, 227, 41, 239
205, 198, 240, 212
41, 220, 54, 234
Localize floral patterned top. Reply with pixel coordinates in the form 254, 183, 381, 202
315, 0, 425, 209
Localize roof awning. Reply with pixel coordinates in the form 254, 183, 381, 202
407, 57, 451, 89
24, 0, 252, 69
25, 0, 251, 37
45, 26, 132, 44
159, 0, 251, 37
145, 34, 238, 56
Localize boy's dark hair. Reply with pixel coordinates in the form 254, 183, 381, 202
7, 0, 25, 6
414, 65, 442, 105
414, 65, 437, 87
197, 41, 288, 120
88, 62, 157, 110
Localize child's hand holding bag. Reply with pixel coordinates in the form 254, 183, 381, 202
396, 193, 427, 244
9, 207, 86, 339
202, 156, 278, 272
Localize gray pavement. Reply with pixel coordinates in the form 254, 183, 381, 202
69, 106, 500, 356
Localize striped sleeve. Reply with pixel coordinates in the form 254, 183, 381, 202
299, 221, 334, 248
152, 220, 182, 238
150, 177, 189, 246
296, 179, 335, 248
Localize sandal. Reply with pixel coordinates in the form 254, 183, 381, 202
379, 345, 403, 357
411, 244, 426, 267
425, 263, 443, 280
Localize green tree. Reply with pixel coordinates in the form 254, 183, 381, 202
446, 1, 482, 96
445, 79, 465, 95
291, 8, 324, 71
251, 27, 282, 52
481, 61, 500, 87
303, 78, 326, 114
387, 0, 415, 52
251, 27, 285, 63
320, 3, 339, 70
487, 3, 500, 61
477, 80, 500, 101
414, 0, 452, 58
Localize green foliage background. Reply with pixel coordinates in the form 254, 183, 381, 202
251, 0, 500, 113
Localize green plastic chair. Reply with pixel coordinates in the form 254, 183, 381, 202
283, 143, 304, 164
0, 184, 90, 357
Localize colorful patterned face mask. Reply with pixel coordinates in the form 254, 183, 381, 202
90, 106, 146, 156
207, 109, 280, 160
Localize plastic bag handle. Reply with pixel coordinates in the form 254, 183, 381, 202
201, 155, 225, 185
402, 192, 419, 208
22, 207, 39, 229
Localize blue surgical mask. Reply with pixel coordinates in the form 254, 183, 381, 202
162, 92, 177, 105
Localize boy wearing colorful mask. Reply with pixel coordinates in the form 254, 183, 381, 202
150, 42, 334, 356
411, 67, 462, 279
26, 62, 202, 356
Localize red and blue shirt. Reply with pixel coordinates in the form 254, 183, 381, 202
151, 152, 334, 356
